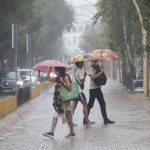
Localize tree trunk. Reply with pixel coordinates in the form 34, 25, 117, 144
122, 13, 133, 65
132, 0, 149, 96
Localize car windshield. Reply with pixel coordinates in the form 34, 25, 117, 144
20, 71, 30, 76
20, 70, 37, 77
0, 71, 20, 80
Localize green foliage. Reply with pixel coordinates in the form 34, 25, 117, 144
33, 0, 74, 60
81, 0, 150, 61
0, 0, 74, 69
93, 0, 127, 57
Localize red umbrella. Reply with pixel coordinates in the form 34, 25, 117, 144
33, 60, 71, 72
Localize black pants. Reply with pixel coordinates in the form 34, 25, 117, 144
88, 88, 108, 121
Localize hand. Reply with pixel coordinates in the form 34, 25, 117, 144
48, 67, 52, 73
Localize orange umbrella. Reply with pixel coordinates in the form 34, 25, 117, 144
89, 49, 119, 61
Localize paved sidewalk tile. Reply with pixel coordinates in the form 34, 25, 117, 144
0, 78, 150, 150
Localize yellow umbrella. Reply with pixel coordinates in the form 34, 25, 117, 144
67, 53, 97, 64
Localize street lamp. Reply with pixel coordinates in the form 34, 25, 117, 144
12, 23, 18, 96
26, 33, 32, 86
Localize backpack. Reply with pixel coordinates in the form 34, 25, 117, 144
91, 64, 107, 86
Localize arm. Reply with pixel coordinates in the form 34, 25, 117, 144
59, 76, 71, 90
89, 66, 104, 80
78, 69, 86, 85
92, 68, 104, 79
80, 79, 84, 85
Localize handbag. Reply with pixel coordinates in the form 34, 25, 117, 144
60, 81, 79, 102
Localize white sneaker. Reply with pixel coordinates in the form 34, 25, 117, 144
84, 121, 95, 126
43, 132, 54, 138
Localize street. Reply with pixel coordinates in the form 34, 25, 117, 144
0, 77, 150, 150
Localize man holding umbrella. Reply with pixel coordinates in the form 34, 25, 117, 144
88, 59, 115, 125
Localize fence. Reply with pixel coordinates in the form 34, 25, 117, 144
0, 81, 51, 119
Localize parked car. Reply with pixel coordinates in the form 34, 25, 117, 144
17, 69, 39, 86
0, 71, 26, 94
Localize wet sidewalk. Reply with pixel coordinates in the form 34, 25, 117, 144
0, 78, 150, 150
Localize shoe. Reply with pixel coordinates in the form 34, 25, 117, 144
84, 120, 96, 126
104, 119, 115, 125
83, 118, 86, 124
43, 132, 54, 138
65, 133, 75, 138
62, 118, 67, 124
73, 123, 78, 126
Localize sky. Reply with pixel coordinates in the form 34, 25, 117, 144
63, 0, 97, 57
67, 0, 97, 5
66, 0, 97, 24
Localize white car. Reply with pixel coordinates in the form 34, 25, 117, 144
17, 69, 39, 86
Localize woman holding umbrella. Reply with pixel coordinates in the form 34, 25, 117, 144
33, 60, 75, 138
43, 67, 75, 138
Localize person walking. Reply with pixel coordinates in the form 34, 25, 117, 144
43, 67, 75, 138
72, 61, 95, 125
88, 60, 115, 125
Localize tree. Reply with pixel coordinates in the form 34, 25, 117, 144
0, 0, 74, 70
31, 0, 74, 62
82, 0, 150, 93
131, 0, 149, 96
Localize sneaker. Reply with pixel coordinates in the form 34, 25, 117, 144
104, 119, 115, 125
84, 120, 96, 126
73, 123, 78, 127
65, 133, 75, 138
43, 132, 54, 138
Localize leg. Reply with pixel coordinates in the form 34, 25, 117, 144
50, 117, 58, 133
79, 92, 89, 123
80, 99, 89, 123
64, 101, 75, 135
66, 110, 74, 133
75, 93, 95, 125
96, 88, 108, 121
43, 110, 59, 138
72, 100, 78, 114
96, 89, 115, 124
88, 89, 96, 116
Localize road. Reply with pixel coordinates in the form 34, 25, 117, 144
0, 77, 150, 150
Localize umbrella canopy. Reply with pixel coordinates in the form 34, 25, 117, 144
33, 60, 71, 72
67, 53, 96, 64
89, 49, 119, 61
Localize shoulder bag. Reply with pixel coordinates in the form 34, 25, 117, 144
59, 74, 79, 102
